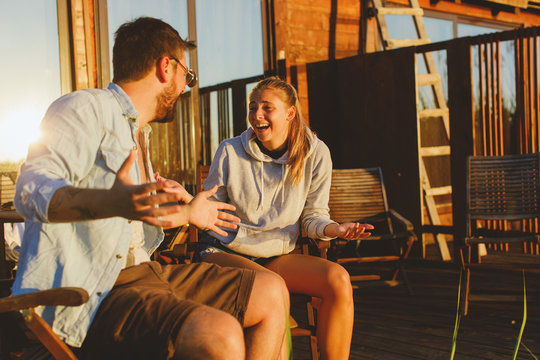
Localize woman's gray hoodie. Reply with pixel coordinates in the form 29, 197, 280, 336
204, 127, 337, 258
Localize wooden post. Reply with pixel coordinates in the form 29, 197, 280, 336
447, 37, 475, 263
232, 84, 247, 137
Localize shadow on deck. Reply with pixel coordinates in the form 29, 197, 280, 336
292, 247, 540, 360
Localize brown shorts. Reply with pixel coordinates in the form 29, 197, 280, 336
77, 261, 255, 360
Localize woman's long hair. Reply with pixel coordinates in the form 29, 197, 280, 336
248, 77, 311, 185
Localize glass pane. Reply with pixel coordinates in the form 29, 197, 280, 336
107, 0, 189, 79
386, 15, 417, 40
196, 0, 264, 87
0, 1, 61, 162
424, 17, 453, 43
458, 23, 501, 37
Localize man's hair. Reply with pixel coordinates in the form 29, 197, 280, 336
112, 17, 195, 83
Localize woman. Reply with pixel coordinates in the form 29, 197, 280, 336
197, 77, 373, 360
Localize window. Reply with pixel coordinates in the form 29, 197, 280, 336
195, 0, 264, 88
0, 1, 62, 162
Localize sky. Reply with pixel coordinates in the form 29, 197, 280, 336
0, 0, 61, 162
0, 0, 264, 162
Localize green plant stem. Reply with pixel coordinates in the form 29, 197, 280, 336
450, 268, 463, 360
512, 270, 527, 360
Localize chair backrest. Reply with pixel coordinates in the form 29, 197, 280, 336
329, 168, 389, 223
467, 153, 540, 221
197, 165, 210, 193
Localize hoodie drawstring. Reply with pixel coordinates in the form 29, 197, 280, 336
281, 164, 285, 206
258, 161, 264, 210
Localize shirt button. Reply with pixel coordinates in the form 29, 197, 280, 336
133, 145, 137, 150
97, 292, 103, 296
116, 254, 123, 259
128, 220, 132, 224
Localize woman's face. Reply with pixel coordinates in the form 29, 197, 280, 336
248, 89, 296, 151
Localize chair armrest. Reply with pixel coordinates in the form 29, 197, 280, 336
389, 209, 414, 232
0, 287, 89, 313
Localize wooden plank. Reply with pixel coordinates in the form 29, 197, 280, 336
416, 73, 440, 87
419, 145, 451, 157
418, 108, 449, 118
376, 7, 424, 16
485, 0, 528, 8
425, 186, 452, 196
387, 38, 430, 49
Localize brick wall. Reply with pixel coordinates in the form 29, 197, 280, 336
274, 0, 364, 123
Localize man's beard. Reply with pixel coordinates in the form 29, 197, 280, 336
154, 80, 179, 123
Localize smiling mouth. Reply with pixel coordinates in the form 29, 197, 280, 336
254, 124, 270, 130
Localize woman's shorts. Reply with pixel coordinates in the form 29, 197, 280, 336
196, 231, 278, 266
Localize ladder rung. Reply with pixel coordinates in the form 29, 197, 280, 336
386, 38, 430, 49
418, 108, 449, 118
425, 186, 452, 196
420, 145, 450, 157
376, 7, 424, 16
417, 73, 441, 86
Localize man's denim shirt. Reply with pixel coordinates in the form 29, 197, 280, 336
13, 83, 164, 347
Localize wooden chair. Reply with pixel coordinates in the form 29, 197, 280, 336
326, 168, 417, 294
0, 284, 89, 360
460, 153, 540, 315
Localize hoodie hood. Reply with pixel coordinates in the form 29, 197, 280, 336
240, 127, 317, 164
240, 127, 318, 210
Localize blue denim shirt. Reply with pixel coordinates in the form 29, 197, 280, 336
13, 83, 164, 347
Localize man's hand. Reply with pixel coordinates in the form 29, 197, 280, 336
48, 150, 183, 227
154, 172, 194, 204
324, 222, 374, 240
188, 185, 240, 237
106, 151, 186, 226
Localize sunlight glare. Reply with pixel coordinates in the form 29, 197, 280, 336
0, 108, 43, 162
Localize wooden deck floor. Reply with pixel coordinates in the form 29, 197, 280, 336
291, 258, 540, 360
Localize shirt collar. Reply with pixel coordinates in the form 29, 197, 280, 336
108, 82, 138, 121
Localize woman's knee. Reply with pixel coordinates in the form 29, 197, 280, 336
175, 306, 244, 360
326, 263, 353, 300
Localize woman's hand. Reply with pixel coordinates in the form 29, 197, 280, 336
325, 222, 374, 240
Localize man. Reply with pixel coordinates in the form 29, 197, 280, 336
13, 17, 288, 359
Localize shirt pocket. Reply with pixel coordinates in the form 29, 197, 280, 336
99, 131, 133, 174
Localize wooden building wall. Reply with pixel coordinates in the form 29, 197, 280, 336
273, 0, 540, 124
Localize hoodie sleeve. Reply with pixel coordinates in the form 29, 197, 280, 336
301, 140, 338, 240
203, 141, 230, 203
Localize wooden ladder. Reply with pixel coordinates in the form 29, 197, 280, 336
369, 0, 452, 261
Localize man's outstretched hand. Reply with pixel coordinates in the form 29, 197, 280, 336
106, 150, 185, 227
48, 150, 182, 226
188, 185, 240, 236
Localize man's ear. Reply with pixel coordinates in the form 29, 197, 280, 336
156, 57, 173, 83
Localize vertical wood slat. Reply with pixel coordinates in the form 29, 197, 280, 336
471, 30, 540, 251
70, 0, 96, 90
497, 41, 504, 156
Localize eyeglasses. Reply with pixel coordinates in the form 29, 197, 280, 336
169, 56, 197, 88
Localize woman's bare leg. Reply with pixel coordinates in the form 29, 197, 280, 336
203, 253, 290, 360
266, 254, 354, 360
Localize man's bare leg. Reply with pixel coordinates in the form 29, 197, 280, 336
175, 305, 245, 360
204, 253, 290, 360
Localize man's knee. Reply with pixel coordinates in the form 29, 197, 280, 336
174, 306, 244, 360
253, 271, 289, 310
